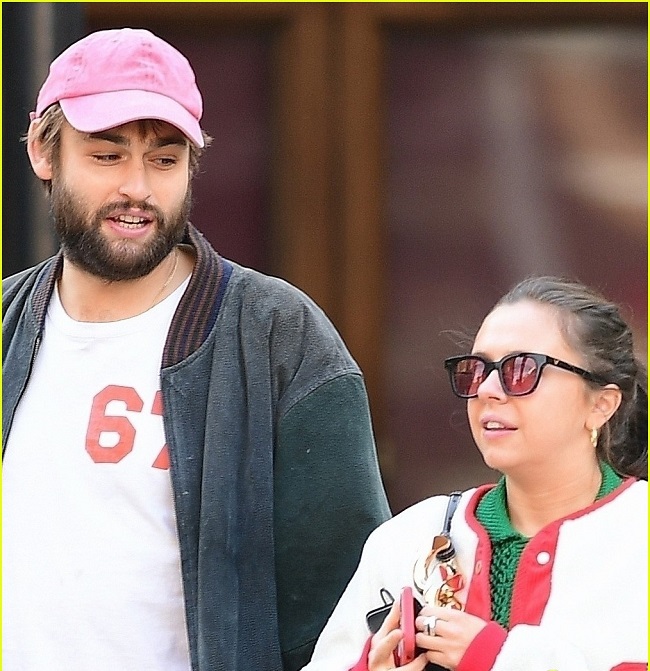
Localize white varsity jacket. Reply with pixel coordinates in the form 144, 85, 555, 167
303, 479, 647, 671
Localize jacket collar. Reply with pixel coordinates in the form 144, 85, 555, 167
28, 224, 232, 368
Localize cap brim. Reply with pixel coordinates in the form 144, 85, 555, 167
59, 90, 204, 148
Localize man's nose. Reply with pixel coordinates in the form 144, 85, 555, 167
118, 161, 152, 202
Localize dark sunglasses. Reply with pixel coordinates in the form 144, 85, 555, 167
444, 352, 607, 399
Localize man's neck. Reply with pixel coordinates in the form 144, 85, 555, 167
57, 248, 193, 322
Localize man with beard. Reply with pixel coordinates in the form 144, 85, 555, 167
2, 28, 391, 671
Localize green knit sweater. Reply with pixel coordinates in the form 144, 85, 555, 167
475, 462, 622, 628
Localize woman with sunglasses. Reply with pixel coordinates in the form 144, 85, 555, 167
302, 276, 647, 671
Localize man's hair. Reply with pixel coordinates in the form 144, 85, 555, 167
27, 103, 212, 193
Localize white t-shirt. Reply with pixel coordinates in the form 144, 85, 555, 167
3, 279, 192, 671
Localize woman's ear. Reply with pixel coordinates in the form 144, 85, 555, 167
26, 121, 54, 181
588, 384, 623, 430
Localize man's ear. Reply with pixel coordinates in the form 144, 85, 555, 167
588, 384, 623, 430
26, 122, 54, 181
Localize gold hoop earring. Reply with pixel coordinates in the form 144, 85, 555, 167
590, 427, 599, 449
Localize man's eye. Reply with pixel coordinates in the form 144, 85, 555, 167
153, 157, 179, 167
93, 153, 121, 163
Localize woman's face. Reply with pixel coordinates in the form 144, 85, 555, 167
467, 300, 600, 478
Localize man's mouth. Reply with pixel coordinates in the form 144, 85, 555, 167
109, 214, 152, 229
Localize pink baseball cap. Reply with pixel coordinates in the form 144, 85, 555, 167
33, 28, 204, 147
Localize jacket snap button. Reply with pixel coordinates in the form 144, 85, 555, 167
536, 551, 551, 565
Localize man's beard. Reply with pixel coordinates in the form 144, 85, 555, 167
51, 181, 191, 281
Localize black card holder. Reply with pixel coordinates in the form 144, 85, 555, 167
364, 588, 424, 635
365, 588, 395, 633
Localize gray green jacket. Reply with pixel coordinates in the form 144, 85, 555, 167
2, 224, 392, 671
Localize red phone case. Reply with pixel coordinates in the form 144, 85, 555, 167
397, 586, 416, 666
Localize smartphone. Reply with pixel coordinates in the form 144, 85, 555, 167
364, 587, 426, 667
396, 586, 421, 665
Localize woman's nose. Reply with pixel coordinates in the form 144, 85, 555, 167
476, 369, 506, 400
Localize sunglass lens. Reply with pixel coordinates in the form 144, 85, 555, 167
453, 358, 485, 397
502, 354, 539, 395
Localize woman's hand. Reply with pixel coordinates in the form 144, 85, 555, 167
415, 606, 488, 670
368, 600, 428, 671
